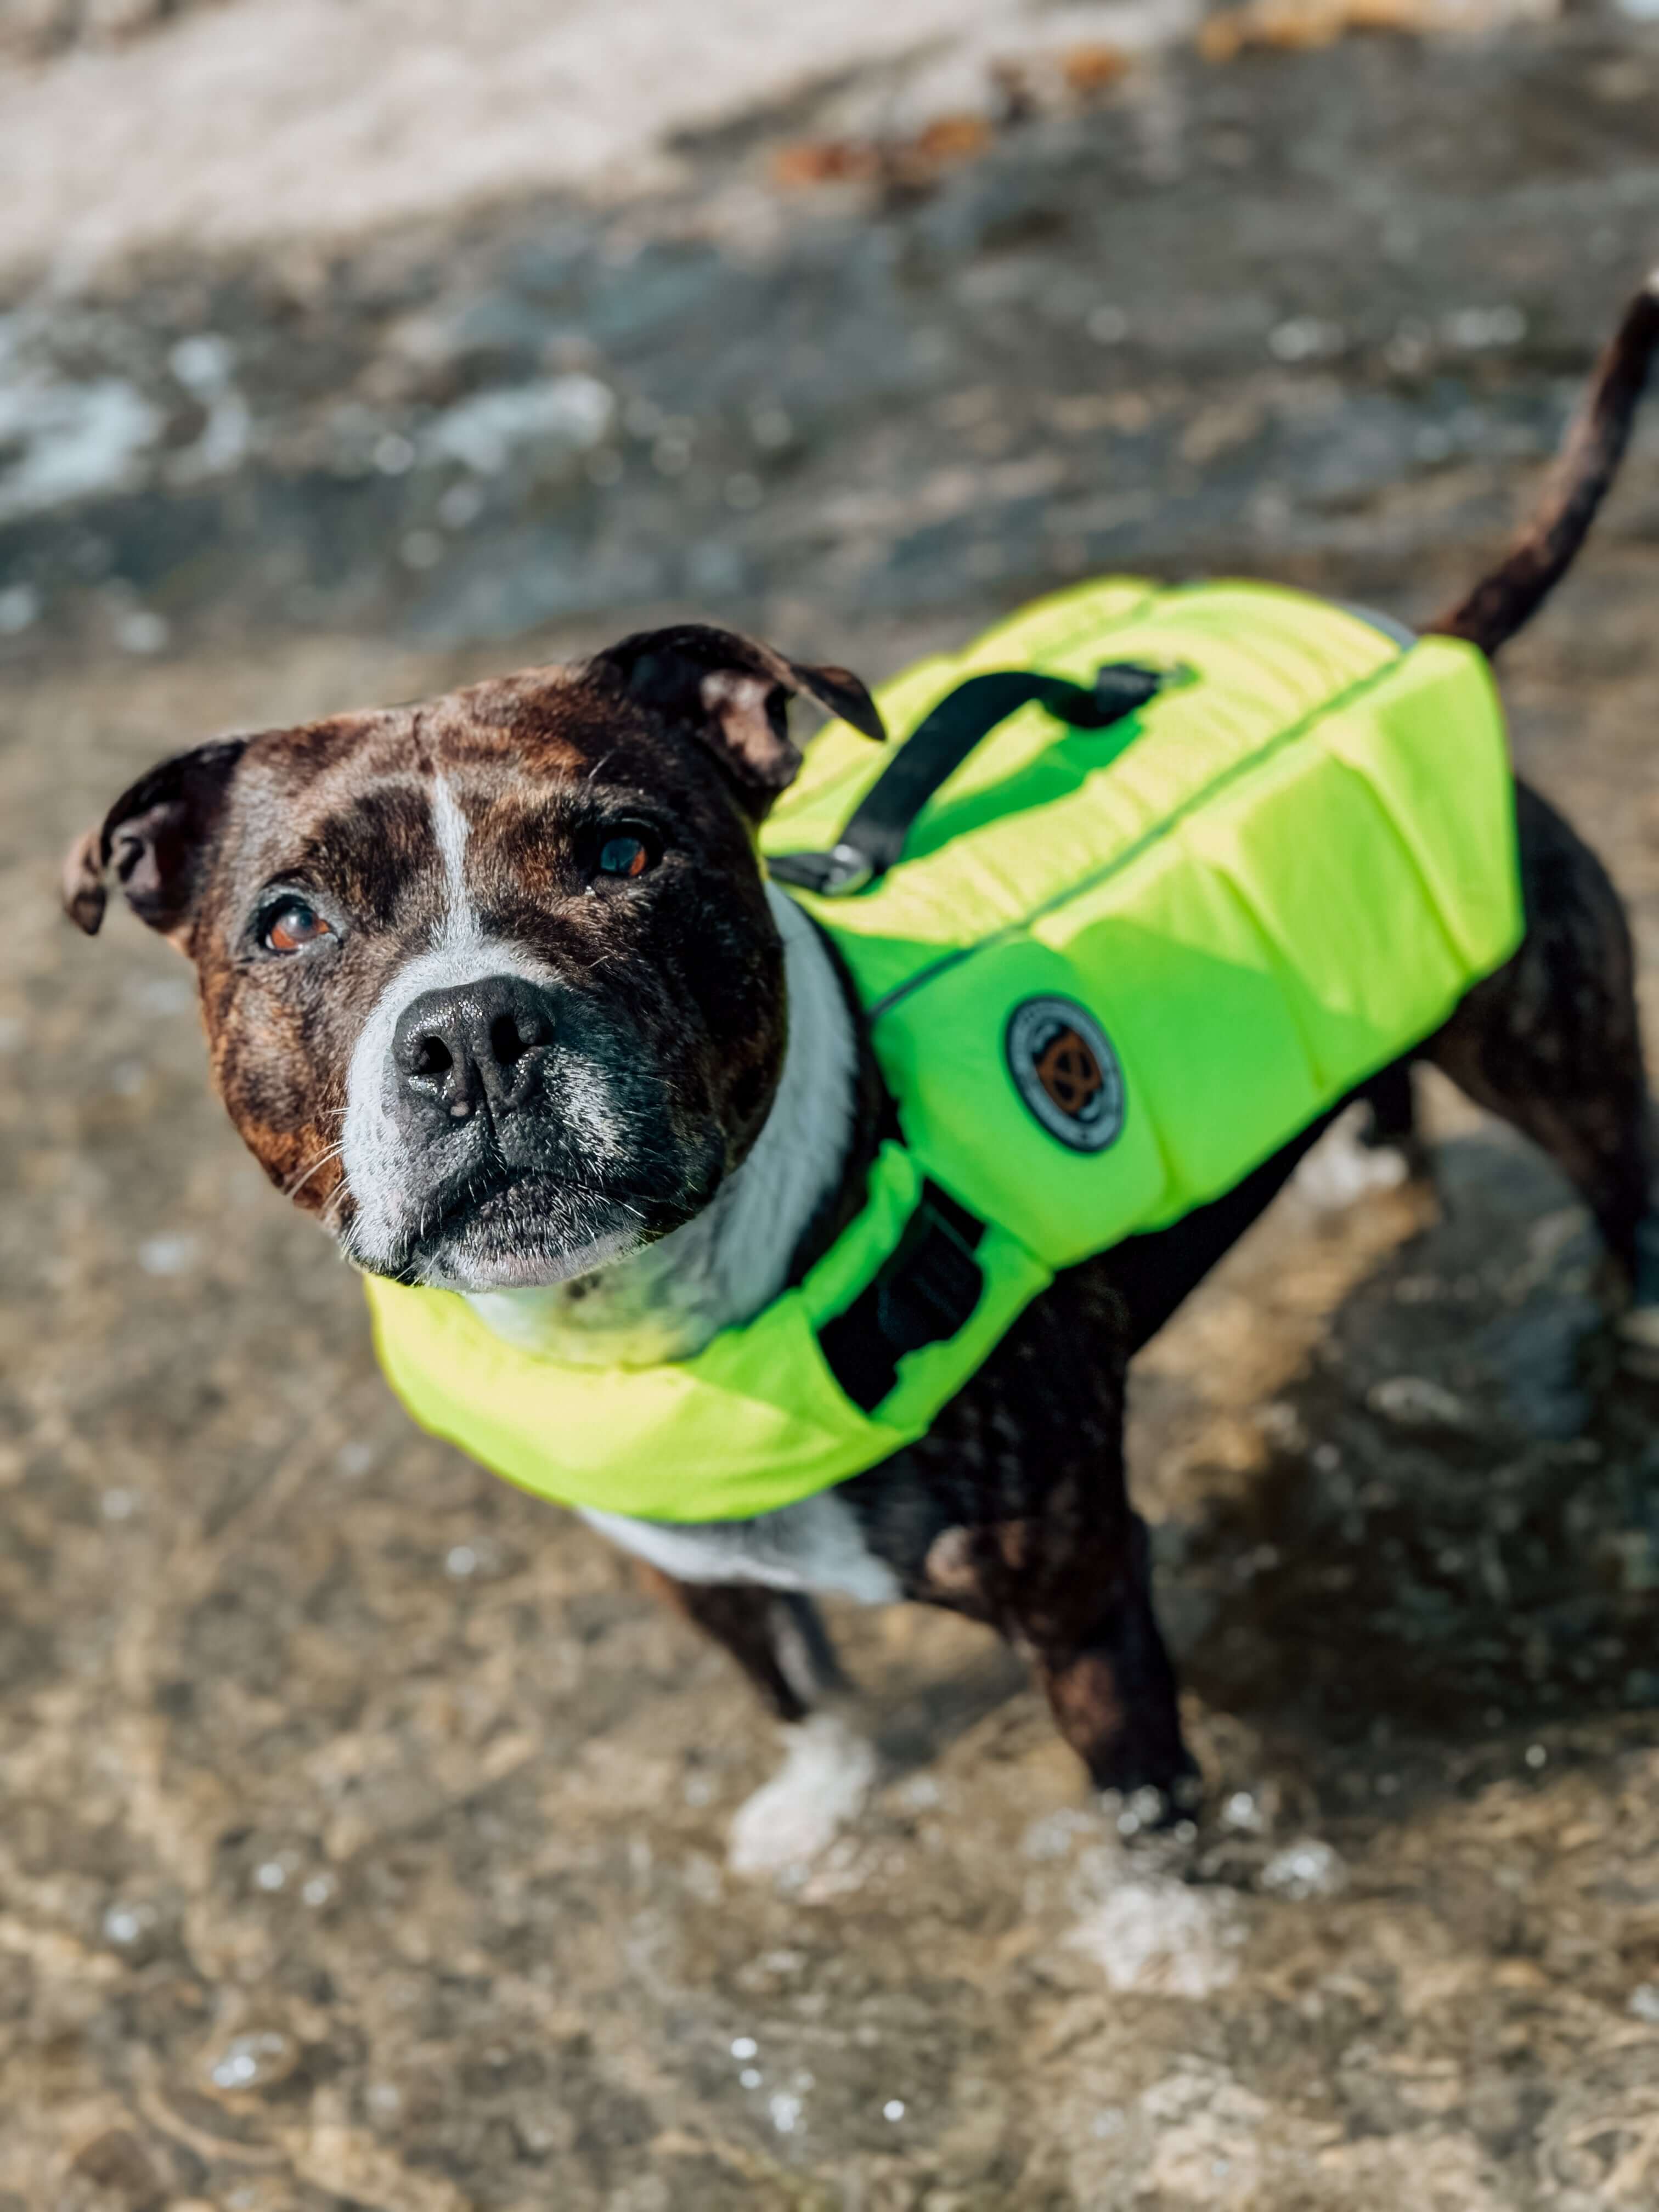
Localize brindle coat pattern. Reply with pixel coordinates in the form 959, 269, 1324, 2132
62, 276, 1659, 1812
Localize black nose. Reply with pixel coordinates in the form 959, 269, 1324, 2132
392, 974, 557, 1123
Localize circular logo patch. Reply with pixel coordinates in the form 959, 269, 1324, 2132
1005, 997, 1126, 1154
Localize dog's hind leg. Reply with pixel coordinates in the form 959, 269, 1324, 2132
1294, 1064, 1427, 1212
1423, 778, 1659, 1324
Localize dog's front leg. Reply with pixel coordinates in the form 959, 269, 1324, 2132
635, 1566, 842, 1720
1025, 1516, 1197, 1814
634, 1567, 879, 1874
920, 1502, 1196, 1819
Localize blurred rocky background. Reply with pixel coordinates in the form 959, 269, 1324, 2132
6, 3, 1659, 2207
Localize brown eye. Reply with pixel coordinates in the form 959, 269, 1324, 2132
597, 833, 652, 880
262, 898, 334, 953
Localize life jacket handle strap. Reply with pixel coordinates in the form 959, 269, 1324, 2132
768, 661, 1171, 898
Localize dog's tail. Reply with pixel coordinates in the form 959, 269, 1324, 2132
1428, 270, 1659, 657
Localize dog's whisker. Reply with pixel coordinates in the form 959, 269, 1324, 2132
283, 1144, 346, 1200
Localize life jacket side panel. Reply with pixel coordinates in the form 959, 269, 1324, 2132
861, 631, 1520, 1268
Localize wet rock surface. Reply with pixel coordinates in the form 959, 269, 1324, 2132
5, 15, 1659, 2210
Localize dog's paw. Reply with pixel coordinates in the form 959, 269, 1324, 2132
727, 1711, 879, 1878
1294, 1104, 1413, 1212
1097, 1775, 1202, 1846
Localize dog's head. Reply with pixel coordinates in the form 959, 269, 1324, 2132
64, 627, 883, 1291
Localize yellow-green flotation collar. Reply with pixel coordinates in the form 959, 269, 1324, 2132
364, 576, 1522, 1522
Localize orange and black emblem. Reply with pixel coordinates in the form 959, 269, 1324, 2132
1005, 997, 1125, 1153
1034, 1025, 1104, 1117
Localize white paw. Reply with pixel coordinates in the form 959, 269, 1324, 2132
727, 1711, 879, 1877
1294, 1104, 1409, 1212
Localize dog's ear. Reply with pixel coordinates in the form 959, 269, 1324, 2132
590, 625, 884, 810
62, 737, 246, 942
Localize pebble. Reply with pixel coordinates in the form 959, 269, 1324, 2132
750, 406, 793, 450
0, 583, 40, 633
399, 528, 443, 569
206, 2028, 298, 2094
1269, 315, 1342, 363
101, 1900, 159, 1949
1442, 304, 1526, 351
114, 608, 169, 656
137, 1233, 199, 1278
1261, 1839, 1347, 1901
1222, 1790, 1267, 1835
1367, 1375, 1469, 1431
438, 478, 486, 527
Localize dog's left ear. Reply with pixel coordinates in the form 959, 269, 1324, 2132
591, 624, 884, 810
62, 736, 246, 942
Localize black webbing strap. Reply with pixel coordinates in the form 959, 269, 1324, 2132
818, 1180, 988, 1414
769, 661, 1170, 898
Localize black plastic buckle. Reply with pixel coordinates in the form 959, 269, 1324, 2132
766, 840, 875, 896
817, 1182, 987, 1414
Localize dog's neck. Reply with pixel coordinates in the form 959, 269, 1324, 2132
463, 885, 862, 1367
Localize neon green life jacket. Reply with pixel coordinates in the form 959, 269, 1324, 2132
364, 576, 1522, 1522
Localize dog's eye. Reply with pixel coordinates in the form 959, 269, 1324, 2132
261, 898, 334, 953
596, 833, 654, 881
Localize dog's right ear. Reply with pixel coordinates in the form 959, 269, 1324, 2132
63, 737, 246, 942
589, 625, 884, 814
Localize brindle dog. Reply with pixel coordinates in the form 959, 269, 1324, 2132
62, 274, 1659, 1847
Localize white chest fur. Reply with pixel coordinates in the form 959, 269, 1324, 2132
579, 1492, 900, 1602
